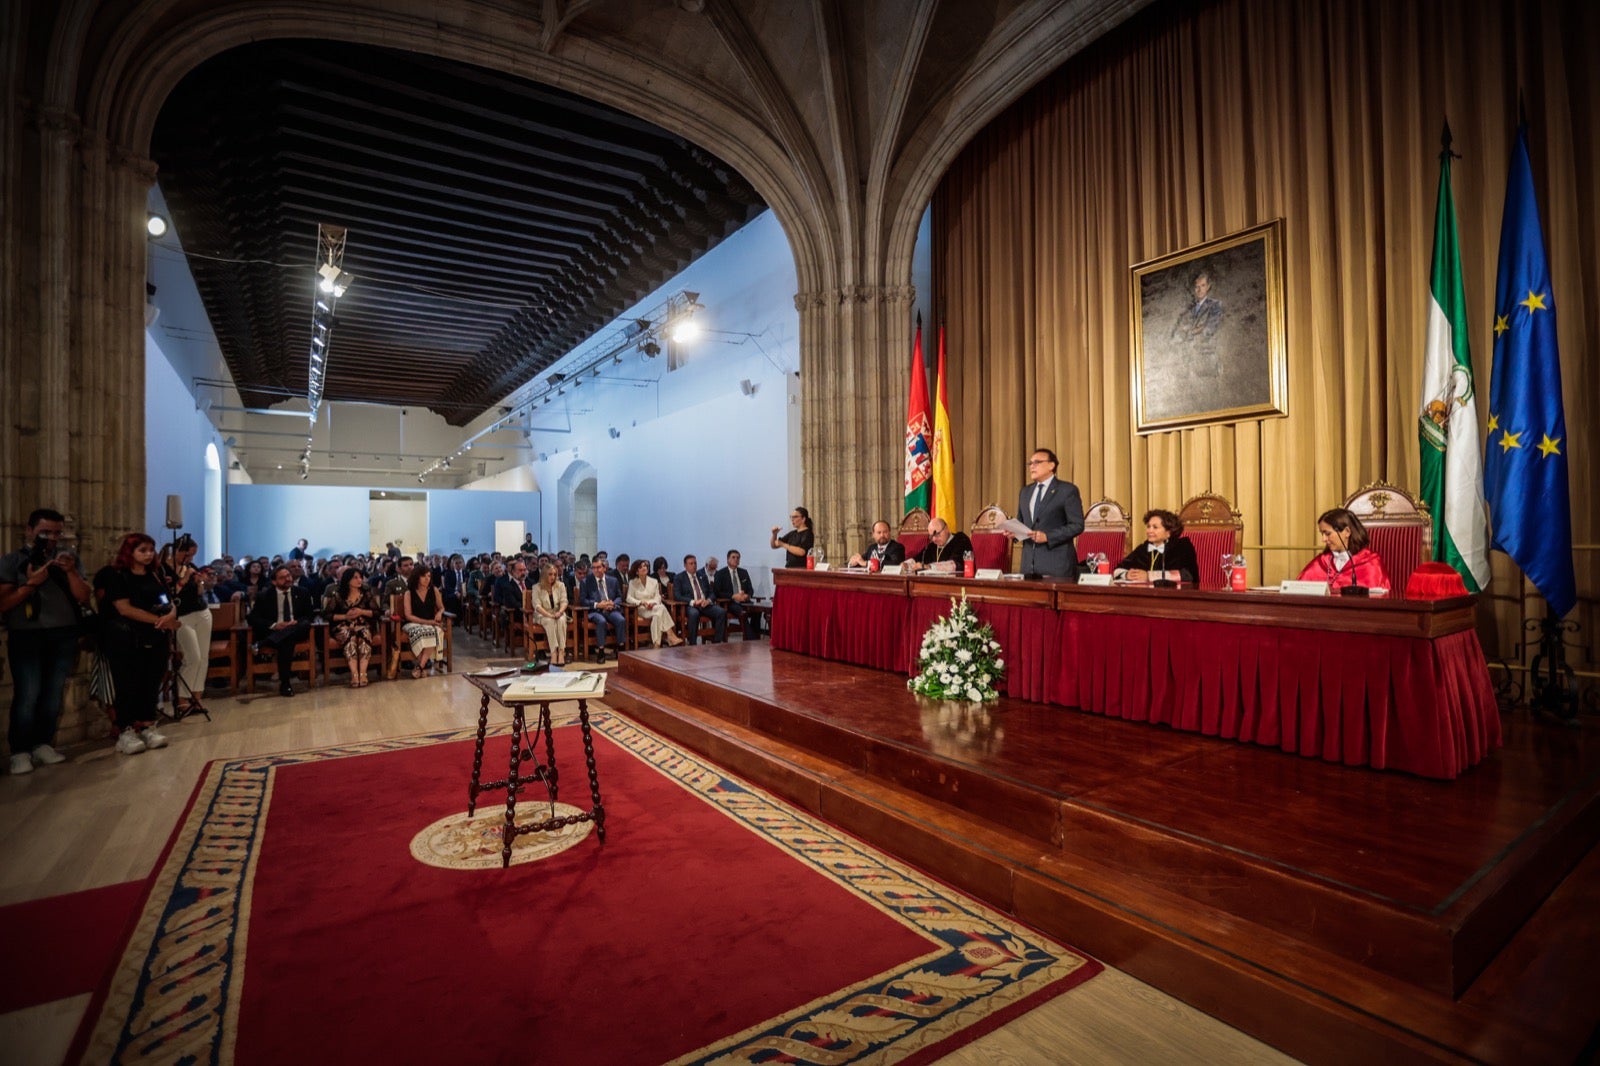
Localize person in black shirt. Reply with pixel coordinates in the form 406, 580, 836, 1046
96, 533, 179, 754
1113, 509, 1199, 584
157, 534, 210, 714
771, 505, 815, 568
905, 519, 973, 573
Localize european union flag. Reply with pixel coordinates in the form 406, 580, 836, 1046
1483, 122, 1576, 617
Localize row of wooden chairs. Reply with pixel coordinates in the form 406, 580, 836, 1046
201, 594, 454, 695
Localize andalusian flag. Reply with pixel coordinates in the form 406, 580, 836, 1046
904, 323, 932, 513
1418, 127, 1490, 591
931, 325, 956, 522
1484, 120, 1576, 617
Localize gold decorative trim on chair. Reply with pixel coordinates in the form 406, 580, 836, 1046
1177, 490, 1244, 590
1342, 480, 1433, 596
1077, 498, 1132, 564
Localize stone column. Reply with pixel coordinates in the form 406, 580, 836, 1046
795, 283, 916, 563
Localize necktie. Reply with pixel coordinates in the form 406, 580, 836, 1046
1032, 483, 1045, 521
281, 591, 292, 623
690, 572, 702, 600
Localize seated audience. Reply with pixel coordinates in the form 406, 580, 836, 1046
849, 521, 906, 569
324, 566, 380, 687
399, 565, 447, 677
673, 555, 727, 644
384, 556, 414, 598
530, 562, 570, 665
714, 549, 760, 639
581, 558, 625, 662
1113, 509, 1198, 583
652, 556, 675, 598
625, 559, 684, 648
1300, 508, 1391, 592
247, 564, 315, 697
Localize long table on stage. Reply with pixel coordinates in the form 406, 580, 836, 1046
770, 569, 1500, 778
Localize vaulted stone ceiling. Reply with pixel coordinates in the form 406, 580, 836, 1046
151, 40, 767, 425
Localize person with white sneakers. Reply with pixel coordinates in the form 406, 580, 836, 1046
0, 508, 92, 774
94, 533, 178, 756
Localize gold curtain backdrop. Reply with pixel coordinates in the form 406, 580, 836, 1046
932, 0, 1597, 659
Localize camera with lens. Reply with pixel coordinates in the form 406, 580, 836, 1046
27, 533, 53, 569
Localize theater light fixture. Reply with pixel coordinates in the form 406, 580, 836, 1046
671, 319, 700, 343
146, 213, 168, 238
307, 223, 349, 423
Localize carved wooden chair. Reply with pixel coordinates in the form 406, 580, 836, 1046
1077, 498, 1132, 566
898, 506, 931, 563
1176, 490, 1244, 590
968, 504, 1012, 572
1341, 480, 1433, 596
204, 601, 243, 696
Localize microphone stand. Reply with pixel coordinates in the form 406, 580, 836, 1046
1338, 549, 1369, 598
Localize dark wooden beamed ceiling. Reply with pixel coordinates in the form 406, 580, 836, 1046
152, 40, 767, 425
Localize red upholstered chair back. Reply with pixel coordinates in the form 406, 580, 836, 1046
968, 504, 1012, 572
899, 506, 931, 562
1342, 481, 1433, 596
1176, 491, 1243, 590
1077, 498, 1131, 563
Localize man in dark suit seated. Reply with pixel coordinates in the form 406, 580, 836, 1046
441, 553, 468, 614
580, 559, 626, 662
493, 558, 530, 631
673, 555, 726, 644
904, 519, 973, 573
849, 521, 906, 570
384, 556, 414, 599
714, 549, 760, 639
247, 565, 315, 696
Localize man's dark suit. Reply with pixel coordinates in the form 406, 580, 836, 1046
580, 571, 625, 657
441, 566, 468, 612
1017, 477, 1086, 579
673, 568, 726, 644
858, 539, 906, 567
712, 565, 759, 639
912, 531, 973, 568
247, 585, 316, 691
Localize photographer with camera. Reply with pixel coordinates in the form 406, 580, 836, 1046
1, 508, 92, 774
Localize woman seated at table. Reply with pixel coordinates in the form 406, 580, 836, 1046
530, 562, 571, 666
1113, 509, 1198, 583
324, 566, 379, 687
400, 565, 447, 677
626, 559, 685, 648
1299, 507, 1391, 592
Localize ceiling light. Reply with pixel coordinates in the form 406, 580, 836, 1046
671, 320, 699, 343
146, 214, 168, 238
316, 299, 330, 313
317, 262, 340, 292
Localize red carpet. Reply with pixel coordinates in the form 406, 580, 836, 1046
77, 713, 1099, 1063
0, 879, 147, 1014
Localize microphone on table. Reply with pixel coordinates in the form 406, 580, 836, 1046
1148, 542, 1177, 588
1338, 549, 1369, 597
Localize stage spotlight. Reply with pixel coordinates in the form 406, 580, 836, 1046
641, 341, 661, 358
146, 214, 168, 238
671, 319, 699, 343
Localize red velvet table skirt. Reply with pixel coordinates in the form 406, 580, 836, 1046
773, 585, 1500, 779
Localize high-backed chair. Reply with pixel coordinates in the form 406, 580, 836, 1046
968, 504, 1011, 572
1342, 480, 1433, 596
1077, 498, 1132, 565
1176, 490, 1244, 590
204, 601, 242, 696
898, 506, 931, 562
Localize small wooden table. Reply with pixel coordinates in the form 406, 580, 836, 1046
462, 673, 607, 867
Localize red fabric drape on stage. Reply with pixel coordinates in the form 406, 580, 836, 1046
773, 584, 1500, 779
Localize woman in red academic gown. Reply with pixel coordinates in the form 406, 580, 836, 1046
1299, 508, 1391, 591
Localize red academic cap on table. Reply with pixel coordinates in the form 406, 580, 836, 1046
1404, 561, 1469, 600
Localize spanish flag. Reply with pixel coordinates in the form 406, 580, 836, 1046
932, 325, 956, 523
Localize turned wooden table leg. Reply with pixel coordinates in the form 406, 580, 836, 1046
578, 700, 606, 844
468, 690, 491, 816
502, 705, 526, 868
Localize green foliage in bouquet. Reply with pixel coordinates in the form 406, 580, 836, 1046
907, 594, 1006, 702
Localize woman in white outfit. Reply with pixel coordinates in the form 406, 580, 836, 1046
159, 534, 211, 714
625, 559, 684, 648
531, 562, 570, 665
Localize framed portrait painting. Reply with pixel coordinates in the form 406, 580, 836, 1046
1131, 219, 1287, 433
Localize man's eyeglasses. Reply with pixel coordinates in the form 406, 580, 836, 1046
1028, 459, 1050, 465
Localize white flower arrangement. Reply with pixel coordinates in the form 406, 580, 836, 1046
908, 594, 1005, 702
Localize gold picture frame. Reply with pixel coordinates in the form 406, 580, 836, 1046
1131, 219, 1288, 434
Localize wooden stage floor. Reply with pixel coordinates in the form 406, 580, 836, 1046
606, 640, 1600, 1066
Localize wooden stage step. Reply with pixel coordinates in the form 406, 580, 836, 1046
603, 641, 1600, 1066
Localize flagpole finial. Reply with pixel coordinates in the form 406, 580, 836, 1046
916, 310, 923, 330
1517, 90, 1528, 129
1439, 120, 1459, 163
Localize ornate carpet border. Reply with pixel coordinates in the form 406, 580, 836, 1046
82, 712, 1098, 1065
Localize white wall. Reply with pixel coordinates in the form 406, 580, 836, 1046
368, 498, 428, 554
227, 485, 371, 558
144, 328, 227, 557
427, 489, 541, 556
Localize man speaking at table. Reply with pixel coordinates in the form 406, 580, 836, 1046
849, 521, 905, 569
1014, 447, 1085, 580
